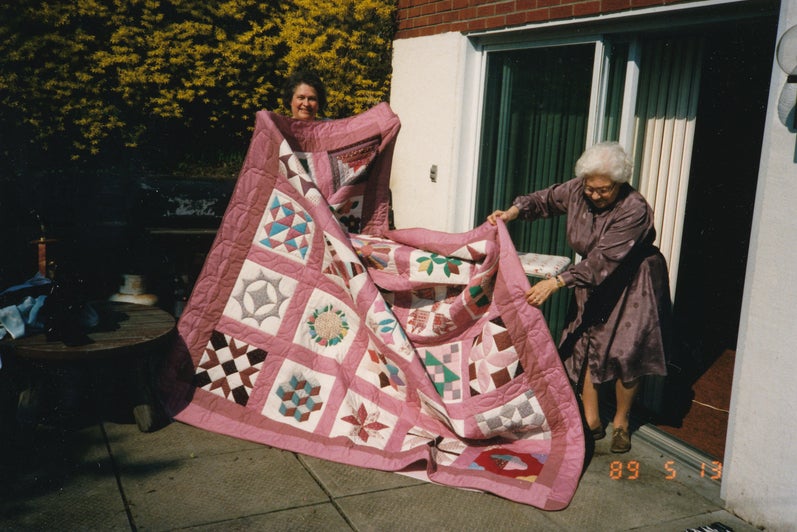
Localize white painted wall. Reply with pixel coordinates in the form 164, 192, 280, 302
389, 32, 479, 232
721, 2, 797, 529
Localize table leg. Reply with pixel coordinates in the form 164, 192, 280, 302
16, 386, 40, 427
130, 353, 166, 433
15, 363, 47, 432
18, 365, 94, 430
1, 362, 31, 440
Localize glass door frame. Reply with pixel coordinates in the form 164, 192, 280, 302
453, 34, 643, 231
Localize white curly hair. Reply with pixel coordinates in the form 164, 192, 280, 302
574, 141, 632, 183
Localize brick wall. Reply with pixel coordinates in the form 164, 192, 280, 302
395, 0, 694, 39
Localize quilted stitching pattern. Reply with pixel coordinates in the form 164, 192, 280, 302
160, 103, 584, 511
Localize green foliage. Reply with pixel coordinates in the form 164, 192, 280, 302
0, 0, 396, 176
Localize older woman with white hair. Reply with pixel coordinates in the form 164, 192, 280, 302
488, 141, 671, 453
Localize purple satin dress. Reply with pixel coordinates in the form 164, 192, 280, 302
513, 177, 671, 385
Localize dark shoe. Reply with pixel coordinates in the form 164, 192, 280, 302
610, 427, 631, 453
590, 424, 606, 441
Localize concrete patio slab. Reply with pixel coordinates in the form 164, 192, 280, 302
297, 455, 425, 498
0, 424, 129, 530
335, 482, 560, 531
0, 417, 760, 531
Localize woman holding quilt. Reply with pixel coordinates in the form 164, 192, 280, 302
487, 141, 671, 453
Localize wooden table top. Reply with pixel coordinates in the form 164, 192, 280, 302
1, 301, 175, 362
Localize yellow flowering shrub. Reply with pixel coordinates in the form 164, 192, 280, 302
279, 0, 395, 118
0, 0, 396, 173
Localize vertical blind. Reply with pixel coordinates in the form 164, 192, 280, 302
630, 36, 703, 413
632, 37, 704, 300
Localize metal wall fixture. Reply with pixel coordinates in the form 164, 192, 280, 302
776, 24, 797, 129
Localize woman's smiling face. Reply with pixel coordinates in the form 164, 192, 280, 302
583, 174, 620, 209
290, 83, 320, 121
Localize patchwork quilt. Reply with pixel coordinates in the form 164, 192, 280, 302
160, 103, 585, 510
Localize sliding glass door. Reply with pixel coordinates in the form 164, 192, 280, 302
472, 10, 774, 460
475, 43, 594, 339
475, 35, 703, 342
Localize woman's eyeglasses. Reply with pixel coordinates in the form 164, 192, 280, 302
583, 183, 616, 196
